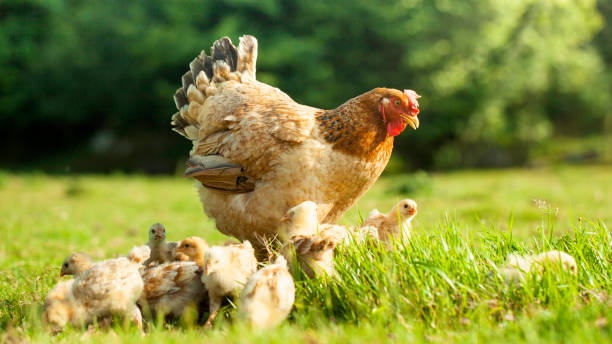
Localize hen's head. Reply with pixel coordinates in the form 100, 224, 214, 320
148, 222, 167, 242
60, 252, 93, 277
376, 88, 421, 136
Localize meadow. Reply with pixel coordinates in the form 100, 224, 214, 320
0, 164, 611, 343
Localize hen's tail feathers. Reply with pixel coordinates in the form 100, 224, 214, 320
171, 35, 258, 139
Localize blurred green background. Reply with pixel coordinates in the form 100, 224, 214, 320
1, 0, 611, 173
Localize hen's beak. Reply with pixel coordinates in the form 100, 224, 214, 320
60, 270, 66, 277
404, 115, 420, 130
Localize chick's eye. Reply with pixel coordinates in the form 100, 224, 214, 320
404, 204, 408, 208
185, 244, 190, 248
63, 263, 68, 268
394, 99, 400, 106
151, 229, 155, 233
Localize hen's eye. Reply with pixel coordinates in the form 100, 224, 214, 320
404, 204, 408, 208
394, 99, 400, 106
63, 263, 68, 268
185, 244, 190, 248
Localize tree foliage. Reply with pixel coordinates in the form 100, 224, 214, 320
0, 0, 610, 171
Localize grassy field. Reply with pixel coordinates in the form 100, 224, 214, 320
0, 165, 611, 343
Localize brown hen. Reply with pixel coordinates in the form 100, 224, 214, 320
171, 35, 421, 249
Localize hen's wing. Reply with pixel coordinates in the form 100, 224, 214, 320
171, 36, 318, 192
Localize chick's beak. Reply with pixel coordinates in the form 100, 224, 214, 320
59, 270, 66, 277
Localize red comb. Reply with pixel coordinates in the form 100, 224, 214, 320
404, 90, 421, 116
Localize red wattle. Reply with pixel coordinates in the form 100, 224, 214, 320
387, 119, 406, 136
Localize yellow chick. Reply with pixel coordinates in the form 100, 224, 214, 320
60, 252, 94, 278
278, 201, 319, 240
279, 201, 343, 277
239, 255, 295, 328
499, 250, 577, 283
201, 240, 258, 328
175, 236, 210, 267
139, 261, 206, 319
43, 279, 78, 331
532, 250, 578, 274
126, 245, 152, 265
320, 223, 379, 247
44, 254, 144, 330
143, 223, 178, 265
363, 199, 417, 243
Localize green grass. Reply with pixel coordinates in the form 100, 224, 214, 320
1, 165, 611, 343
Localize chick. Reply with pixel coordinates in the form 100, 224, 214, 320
126, 245, 151, 265
278, 201, 319, 240
60, 252, 94, 278
201, 240, 258, 327
175, 236, 209, 267
143, 223, 178, 265
279, 202, 344, 277
139, 261, 206, 319
499, 250, 577, 283
321, 224, 379, 247
43, 279, 79, 331
239, 256, 295, 328
532, 250, 578, 275
363, 199, 417, 243
44, 254, 144, 330
44, 279, 74, 307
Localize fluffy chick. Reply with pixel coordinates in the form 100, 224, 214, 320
43, 279, 77, 331
60, 253, 94, 278
44, 255, 144, 330
363, 199, 417, 243
139, 261, 206, 319
279, 201, 345, 277
499, 250, 577, 283
239, 256, 295, 328
278, 201, 319, 240
126, 245, 151, 265
320, 223, 379, 247
143, 223, 178, 265
201, 240, 257, 327
175, 236, 209, 267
